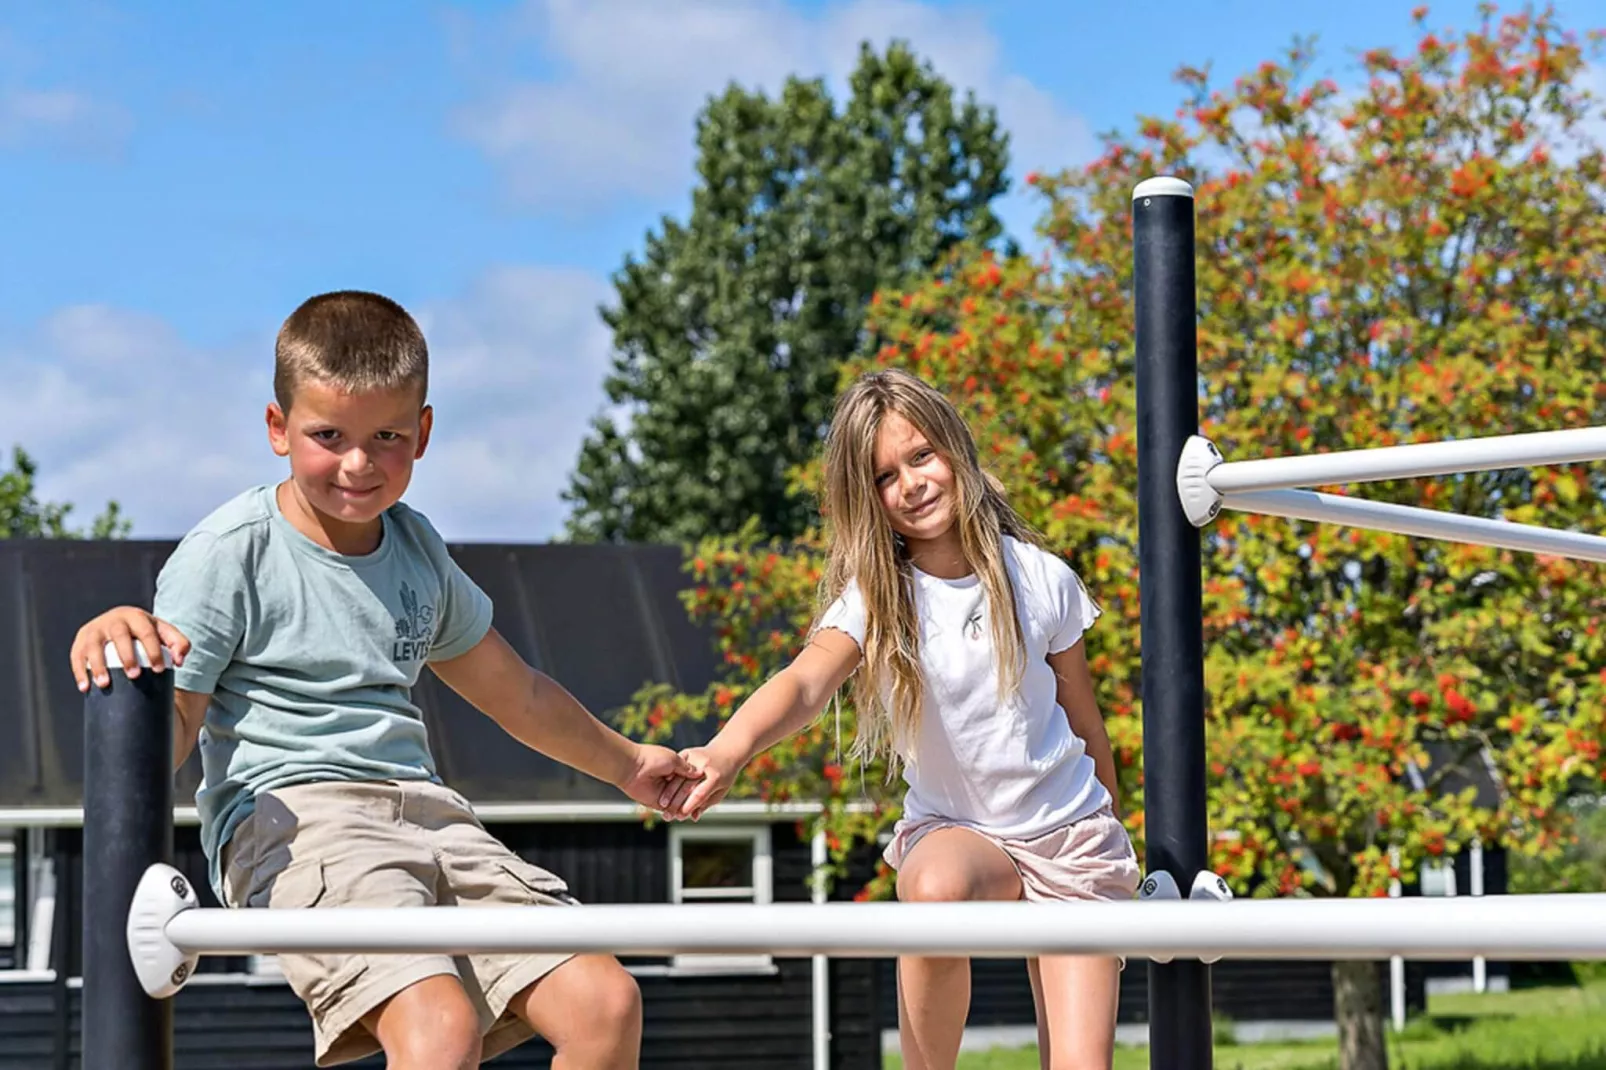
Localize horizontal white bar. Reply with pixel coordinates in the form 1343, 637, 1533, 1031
1224, 489, 1606, 563
0, 798, 852, 829
164, 895, 1606, 962
0, 970, 59, 985
1207, 425, 1606, 494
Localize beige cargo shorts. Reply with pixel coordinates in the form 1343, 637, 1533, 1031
220, 778, 577, 1066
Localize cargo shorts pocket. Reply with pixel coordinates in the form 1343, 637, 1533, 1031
497, 858, 579, 906
248, 858, 328, 911
247, 860, 367, 1016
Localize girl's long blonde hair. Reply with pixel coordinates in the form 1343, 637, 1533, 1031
817, 369, 1043, 771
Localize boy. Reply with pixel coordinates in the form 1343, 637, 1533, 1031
69, 290, 694, 1069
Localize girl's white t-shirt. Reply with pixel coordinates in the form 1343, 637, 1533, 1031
817, 535, 1110, 840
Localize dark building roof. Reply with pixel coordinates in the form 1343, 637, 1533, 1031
1407, 740, 1504, 811
0, 540, 1511, 817
0, 538, 721, 812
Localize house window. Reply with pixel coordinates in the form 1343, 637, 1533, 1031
668, 824, 773, 972
1420, 860, 1457, 897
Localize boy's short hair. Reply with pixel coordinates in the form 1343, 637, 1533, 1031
274, 290, 429, 412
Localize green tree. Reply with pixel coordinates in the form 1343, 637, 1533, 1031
563, 40, 1011, 544
0, 446, 130, 538
623, 7, 1606, 1070
1509, 793, 1606, 895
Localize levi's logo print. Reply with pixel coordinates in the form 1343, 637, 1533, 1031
392, 581, 436, 661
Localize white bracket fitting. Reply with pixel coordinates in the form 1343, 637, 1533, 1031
127, 862, 200, 998
1177, 435, 1226, 527
1137, 870, 1181, 963
1137, 869, 1235, 964
1138, 869, 1181, 902
1187, 870, 1234, 964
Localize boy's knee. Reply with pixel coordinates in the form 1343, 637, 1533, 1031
588, 965, 643, 1033
386, 1014, 481, 1070
545, 960, 642, 1065
373, 982, 483, 1070
512, 955, 642, 1063
565, 961, 642, 1052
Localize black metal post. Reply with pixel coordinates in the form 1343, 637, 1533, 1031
83, 643, 174, 1070
1132, 177, 1213, 1070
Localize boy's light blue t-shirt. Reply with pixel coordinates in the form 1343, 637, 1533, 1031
152, 484, 494, 898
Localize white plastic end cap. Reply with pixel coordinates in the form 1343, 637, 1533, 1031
1137, 870, 1181, 963
1133, 176, 1195, 201
127, 863, 200, 999
1138, 869, 1181, 901
101, 640, 174, 673
1177, 435, 1226, 527
1189, 870, 1234, 901
1188, 871, 1233, 963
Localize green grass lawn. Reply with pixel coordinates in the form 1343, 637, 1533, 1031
884, 978, 1606, 1069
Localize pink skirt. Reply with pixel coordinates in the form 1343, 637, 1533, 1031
883, 806, 1141, 904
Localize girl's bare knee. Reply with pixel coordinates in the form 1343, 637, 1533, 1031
899, 866, 983, 903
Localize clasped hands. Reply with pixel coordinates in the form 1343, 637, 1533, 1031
627, 742, 740, 823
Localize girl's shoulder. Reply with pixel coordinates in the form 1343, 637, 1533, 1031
1001, 534, 1075, 582
815, 575, 867, 643
1001, 535, 1090, 610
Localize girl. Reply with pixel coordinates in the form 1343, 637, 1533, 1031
661, 368, 1138, 1070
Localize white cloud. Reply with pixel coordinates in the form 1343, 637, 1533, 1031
0, 308, 280, 538
0, 86, 131, 155
450, 0, 1095, 215
1, 268, 615, 543
406, 265, 616, 541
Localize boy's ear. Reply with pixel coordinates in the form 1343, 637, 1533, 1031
415, 404, 433, 459
266, 402, 290, 457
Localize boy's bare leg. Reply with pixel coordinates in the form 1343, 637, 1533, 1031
507, 954, 643, 1069
362, 974, 483, 1070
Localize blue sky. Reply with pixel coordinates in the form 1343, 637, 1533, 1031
2, 0, 1598, 541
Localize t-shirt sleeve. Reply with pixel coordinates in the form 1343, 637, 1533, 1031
430, 555, 493, 662
1045, 554, 1102, 654
416, 520, 494, 662
153, 532, 248, 695
813, 579, 867, 649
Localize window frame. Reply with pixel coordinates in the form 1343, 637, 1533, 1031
667, 822, 774, 972
0, 833, 14, 952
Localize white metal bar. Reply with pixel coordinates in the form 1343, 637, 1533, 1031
162, 895, 1606, 962
811, 830, 829, 1070
25, 837, 54, 973
0, 798, 865, 830
1206, 425, 1606, 494
1471, 840, 1487, 993
1222, 489, 1606, 563
1388, 845, 1406, 1031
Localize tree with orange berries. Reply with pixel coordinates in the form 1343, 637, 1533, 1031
619, 7, 1606, 1069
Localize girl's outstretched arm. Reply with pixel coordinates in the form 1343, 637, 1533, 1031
661, 628, 861, 820
1048, 639, 1123, 819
